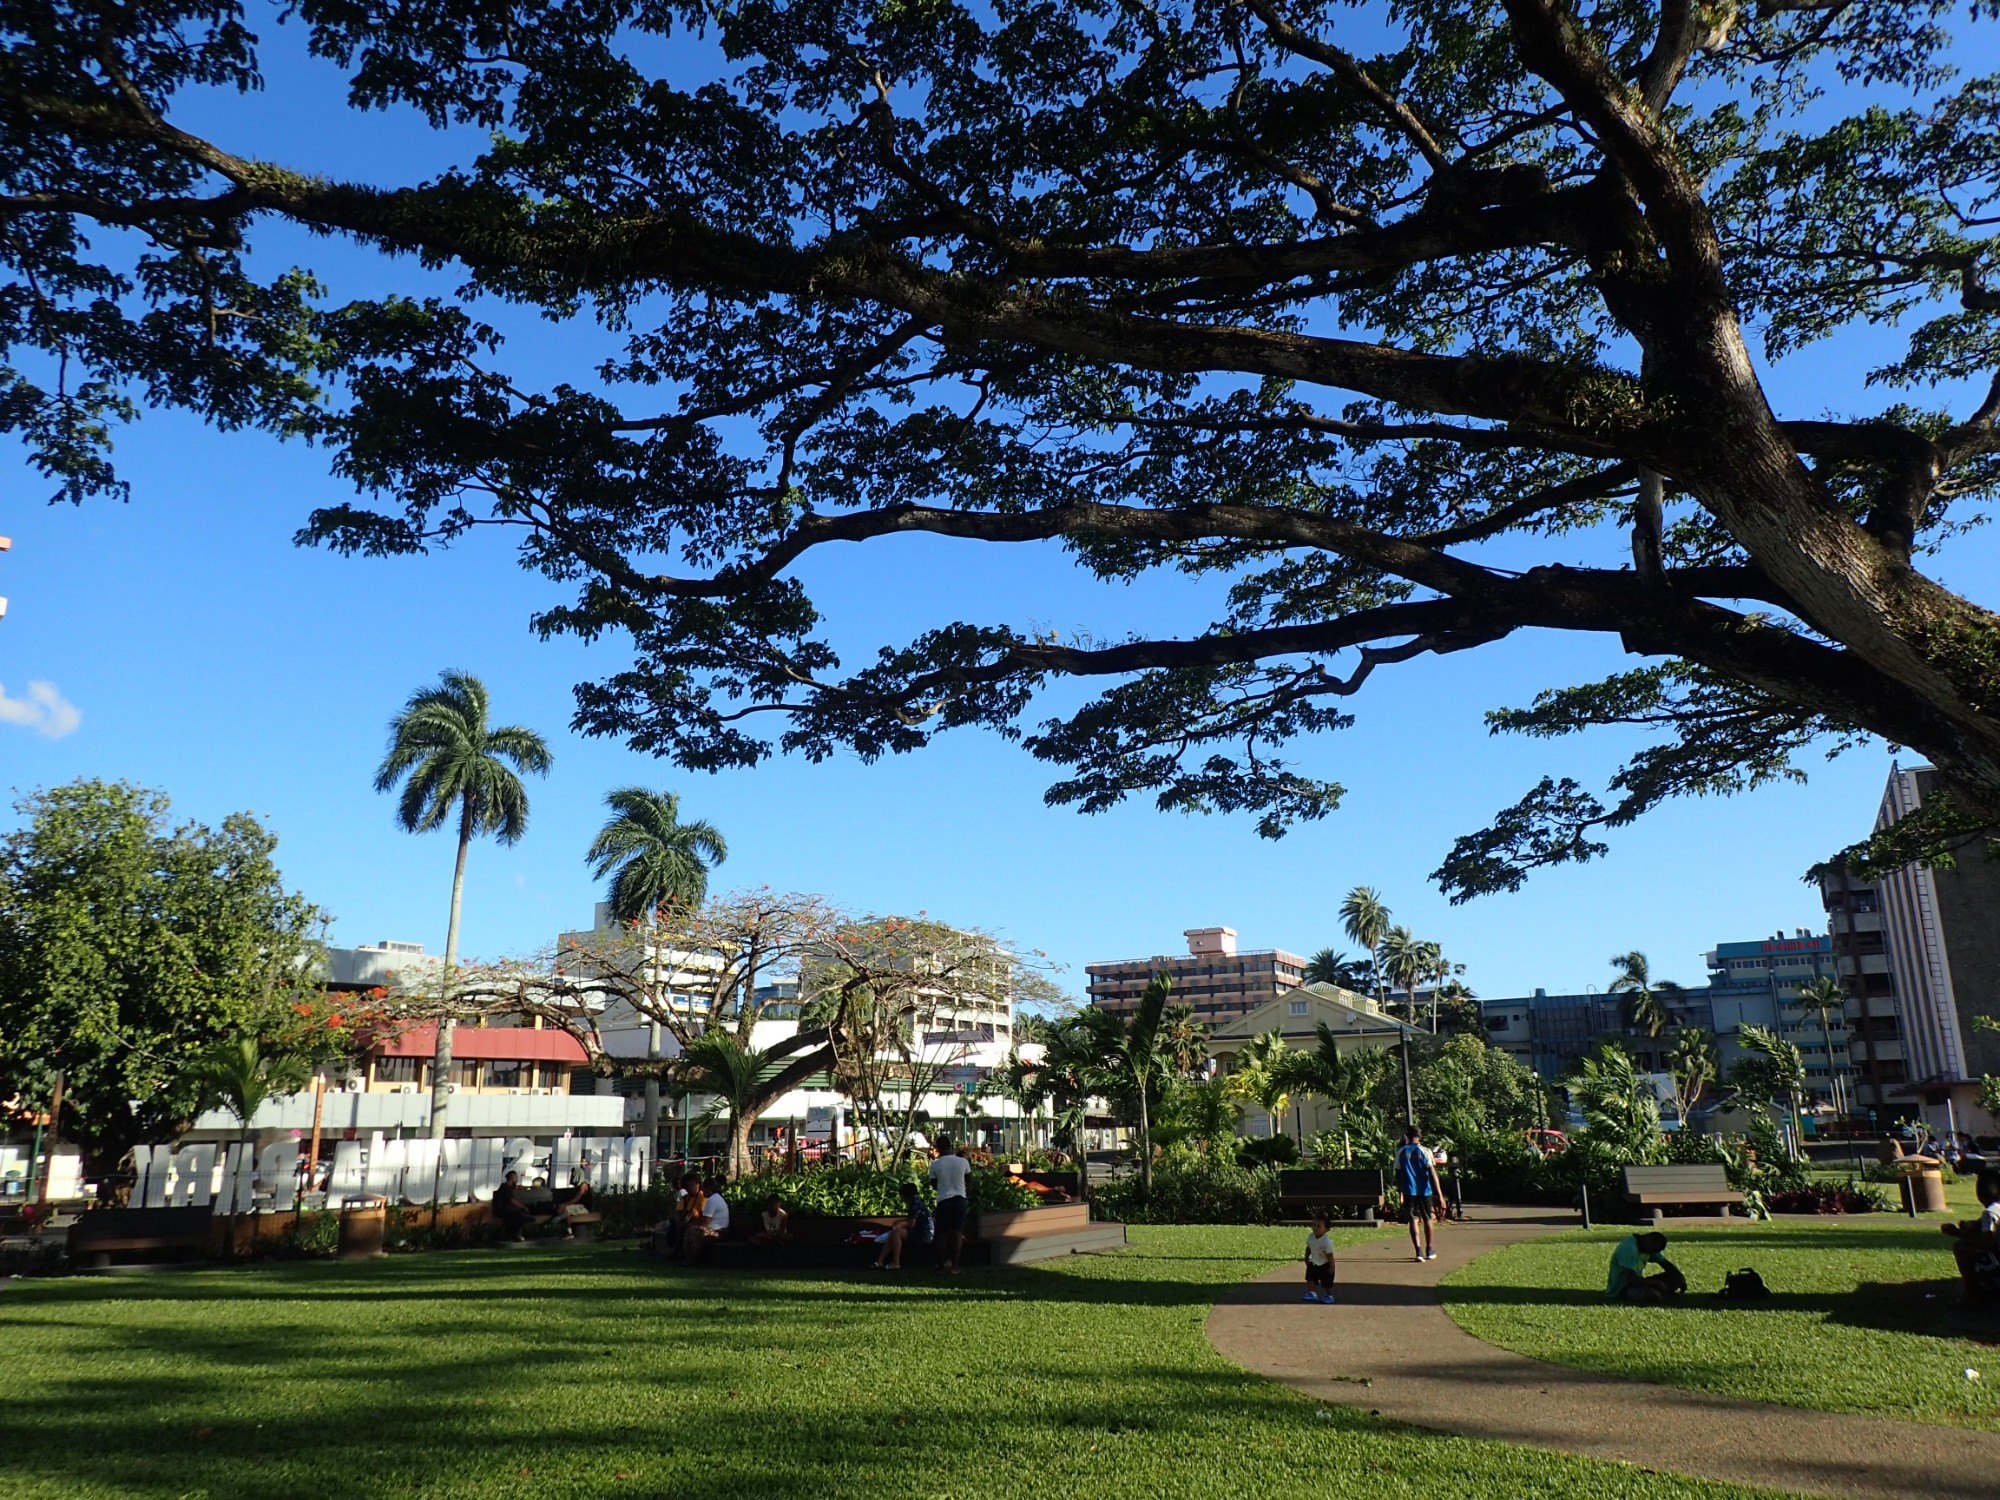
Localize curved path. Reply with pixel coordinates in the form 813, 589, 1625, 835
1205, 1206, 2000, 1500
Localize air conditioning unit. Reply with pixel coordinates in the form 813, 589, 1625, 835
506, 1088, 525, 1096
397, 1084, 418, 1095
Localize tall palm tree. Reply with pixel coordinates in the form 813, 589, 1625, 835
375, 670, 553, 1138
1154, 1002, 1211, 1078
1339, 888, 1391, 1004
1565, 1042, 1661, 1160
1340, 885, 1412, 1124
1379, 927, 1435, 1027
1079, 973, 1173, 1198
1608, 950, 1684, 1049
674, 1027, 832, 1178
1795, 975, 1849, 1118
587, 786, 728, 1153
586, 787, 728, 925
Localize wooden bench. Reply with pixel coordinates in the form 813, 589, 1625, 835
1623, 1164, 1742, 1223
1277, 1168, 1383, 1223
67, 1206, 214, 1267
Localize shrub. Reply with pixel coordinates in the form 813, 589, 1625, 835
1765, 1180, 1884, 1215
1662, 1129, 1729, 1166
276, 1211, 339, 1258
724, 1163, 1038, 1219
1091, 1152, 1279, 1224
1235, 1134, 1300, 1168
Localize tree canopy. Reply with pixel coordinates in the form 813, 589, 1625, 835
6, 1, 2000, 892
0, 780, 330, 1174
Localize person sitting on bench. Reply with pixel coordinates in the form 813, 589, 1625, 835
1607, 1230, 1687, 1303
1942, 1168, 2000, 1304
684, 1176, 731, 1262
750, 1194, 792, 1245
491, 1171, 539, 1241
871, 1182, 934, 1270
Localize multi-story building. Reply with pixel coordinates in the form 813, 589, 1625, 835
1816, 871, 1908, 1111
1088, 927, 1307, 1027
1702, 932, 1853, 1111
1852, 764, 2000, 1134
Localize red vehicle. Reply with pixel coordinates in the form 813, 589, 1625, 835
1523, 1128, 1569, 1155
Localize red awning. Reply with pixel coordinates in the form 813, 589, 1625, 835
373, 1024, 588, 1064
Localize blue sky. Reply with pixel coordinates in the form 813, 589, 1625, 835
2, 20, 1993, 1003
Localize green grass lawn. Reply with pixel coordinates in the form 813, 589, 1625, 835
1441, 1218, 2000, 1431
0, 1227, 1788, 1500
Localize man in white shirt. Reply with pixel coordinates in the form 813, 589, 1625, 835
929, 1139, 972, 1274
687, 1176, 732, 1263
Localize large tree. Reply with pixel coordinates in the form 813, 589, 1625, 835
7, 3, 2000, 887
0, 781, 327, 1178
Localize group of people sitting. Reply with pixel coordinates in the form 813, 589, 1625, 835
489, 1165, 596, 1242
653, 1172, 733, 1262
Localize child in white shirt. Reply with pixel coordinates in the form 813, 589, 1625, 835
1303, 1215, 1337, 1304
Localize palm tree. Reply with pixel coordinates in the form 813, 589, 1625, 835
1735, 1024, 1810, 1149
1224, 1030, 1294, 1138
1154, 1002, 1211, 1078
1280, 1022, 1391, 1122
586, 787, 728, 925
1304, 948, 1370, 990
1607, 951, 1684, 1057
674, 1027, 833, 1178
374, 670, 553, 1138
1379, 927, 1435, 1028
1081, 974, 1173, 1198
1565, 1042, 1661, 1160
1338, 888, 1391, 1003
1665, 1027, 1719, 1121
189, 1035, 312, 1248
1340, 885, 1412, 1124
587, 786, 727, 1153
1795, 975, 1849, 1118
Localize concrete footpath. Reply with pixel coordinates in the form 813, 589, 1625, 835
1205, 1206, 2000, 1500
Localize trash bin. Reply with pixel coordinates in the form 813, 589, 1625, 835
1900, 1166, 1947, 1215
338, 1195, 389, 1258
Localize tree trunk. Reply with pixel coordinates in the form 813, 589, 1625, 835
429, 802, 473, 1140
727, 1109, 753, 1180
642, 1020, 663, 1166
1136, 1079, 1152, 1201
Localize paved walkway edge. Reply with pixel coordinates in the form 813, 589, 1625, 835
1204, 1207, 2000, 1500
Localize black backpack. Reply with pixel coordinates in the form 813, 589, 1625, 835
1719, 1267, 1769, 1300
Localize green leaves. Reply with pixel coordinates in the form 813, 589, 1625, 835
0, 779, 326, 1169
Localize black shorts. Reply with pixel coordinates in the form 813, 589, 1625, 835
1406, 1193, 1436, 1221
935, 1196, 969, 1235
1305, 1262, 1335, 1288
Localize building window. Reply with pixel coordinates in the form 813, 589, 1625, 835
1288, 1000, 1309, 1017
487, 1060, 525, 1088
374, 1055, 421, 1084
540, 1063, 569, 1089
451, 1059, 481, 1088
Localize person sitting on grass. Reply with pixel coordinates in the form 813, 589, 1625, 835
1941, 1168, 2000, 1304
491, 1171, 539, 1241
1302, 1215, 1337, 1304
871, 1182, 935, 1271
750, 1194, 792, 1246
1607, 1230, 1687, 1303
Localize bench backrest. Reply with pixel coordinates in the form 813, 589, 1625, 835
67, 1205, 214, 1246
1277, 1168, 1383, 1196
1622, 1164, 1732, 1194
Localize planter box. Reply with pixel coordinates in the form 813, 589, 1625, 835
972, 1201, 1090, 1238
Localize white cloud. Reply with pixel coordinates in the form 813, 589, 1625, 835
0, 680, 82, 739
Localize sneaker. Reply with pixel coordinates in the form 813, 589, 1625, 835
1302, 1292, 1319, 1302
1426, 1251, 1438, 1261
1320, 1294, 1337, 1304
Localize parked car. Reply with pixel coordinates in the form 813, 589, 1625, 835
1523, 1128, 1569, 1155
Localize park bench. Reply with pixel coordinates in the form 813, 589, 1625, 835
67, 1206, 214, 1267
1276, 1168, 1383, 1223
1622, 1164, 1742, 1223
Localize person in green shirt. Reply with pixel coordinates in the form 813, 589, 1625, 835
1606, 1230, 1686, 1303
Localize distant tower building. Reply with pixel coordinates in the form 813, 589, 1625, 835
1852, 764, 2000, 1133
1087, 927, 1306, 1027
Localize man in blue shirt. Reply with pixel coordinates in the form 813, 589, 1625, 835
1395, 1126, 1447, 1263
